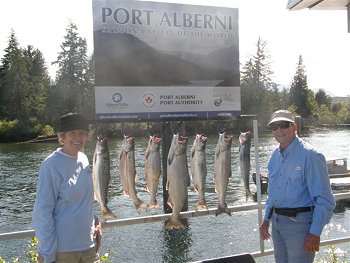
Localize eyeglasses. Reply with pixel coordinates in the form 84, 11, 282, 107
270, 122, 292, 131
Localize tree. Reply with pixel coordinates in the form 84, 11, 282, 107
315, 89, 332, 109
23, 45, 51, 123
0, 30, 29, 121
289, 55, 313, 118
80, 54, 95, 120
240, 37, 276, 126
51, 22, 93, 117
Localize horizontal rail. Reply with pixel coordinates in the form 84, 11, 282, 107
329, 173, 350, 179
0, 203, 261, 241
0, 229, 35, 242
105, 203, 260, 228
1, 193, 349, 242
252, 237, 350, 258
192, 236, 350, 263
334, 192, 350, 201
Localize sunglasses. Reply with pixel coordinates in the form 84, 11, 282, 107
270, 122, 292, 131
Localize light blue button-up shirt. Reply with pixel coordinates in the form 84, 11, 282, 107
32, 149, 95, 263
264, 136, 336, 236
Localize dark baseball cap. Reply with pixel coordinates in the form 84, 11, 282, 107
58, 113, 89, 132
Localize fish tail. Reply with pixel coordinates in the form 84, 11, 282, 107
102, 206, 117, 220
215, 204, 231, 216
196, 201, 208, 211
148, 202, 161, 209
246, 190, 253, 202
148, 200, 161, 209
165, 216, 185, 230
134, 199, 149, 214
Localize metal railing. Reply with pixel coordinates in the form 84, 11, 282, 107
1, 120, 349, 260
1, 192, 350, 260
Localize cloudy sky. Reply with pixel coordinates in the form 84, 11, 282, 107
1, 0, 349, 97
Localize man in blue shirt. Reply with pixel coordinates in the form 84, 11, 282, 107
259, 110, 335, 263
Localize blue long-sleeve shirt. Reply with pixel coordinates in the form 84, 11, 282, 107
32, 149, 95, 263
264, 136, 336, 236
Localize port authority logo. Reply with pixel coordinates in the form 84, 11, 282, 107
142, 93, 156, 108
112, 93, 122, 103
107, 92, 128, 108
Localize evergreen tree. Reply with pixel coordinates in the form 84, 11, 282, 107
23, 45, 51, 123
0, 30, 29, 121
289, 55, 313, 118
279, 86, 290, 109
80, 54, 95, 120
51, 22, 92, 117
240, 37, 276, 125
315, 89, 332, 109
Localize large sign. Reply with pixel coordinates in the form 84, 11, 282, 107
93, 0, 240, 121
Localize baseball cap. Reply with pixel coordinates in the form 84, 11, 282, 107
268, 110, 295, 126
58, 113, 89, 132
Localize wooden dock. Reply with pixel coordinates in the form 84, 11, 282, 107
330, 175, 350, 191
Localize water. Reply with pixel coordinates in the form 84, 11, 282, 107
0, 128, 349, 262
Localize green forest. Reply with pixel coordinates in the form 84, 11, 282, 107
0, 23, 349, 142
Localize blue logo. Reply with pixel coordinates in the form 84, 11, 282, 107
112, 93, 122, 103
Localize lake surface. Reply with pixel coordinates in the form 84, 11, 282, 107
0, 128, 349, 262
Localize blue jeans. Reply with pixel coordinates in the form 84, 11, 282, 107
271, 211, 315, 263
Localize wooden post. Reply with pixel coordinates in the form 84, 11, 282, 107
295, 115, 301, 136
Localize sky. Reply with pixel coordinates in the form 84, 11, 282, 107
0, 0, 349, 97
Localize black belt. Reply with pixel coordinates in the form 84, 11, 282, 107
268, 206, 314, 219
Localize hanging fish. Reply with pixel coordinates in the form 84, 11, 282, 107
145, 135, 162, 209
214, 132, 233, 216
190, 134, 208, 211
92, 135, 117, 221
118, 135, 148, 213
239, 131, 253, 201
165, 134, 190, 229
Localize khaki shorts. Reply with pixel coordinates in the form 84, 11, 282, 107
39, 247, 100, 263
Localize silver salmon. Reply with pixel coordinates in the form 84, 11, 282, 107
92, 136, 117, 221
190, 134, 208, 211
165, 134, 190, 229
239, 131, 253, 201
214, 132, 233, 216
118, 135, 148, 213
145, 135, 162, 209
118, 135, 129, 196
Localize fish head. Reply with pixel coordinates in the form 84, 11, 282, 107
97, 135, 107, 143
172, 133, 188, 154
123, 134, 135, 151
239, 131, 252, 145
218, 132, 233, 149
150, 135, 161, 144
148, 135, 161, 150
95, 135, 108, 153
193, 134, 207, 150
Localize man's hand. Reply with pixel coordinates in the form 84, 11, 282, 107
259, 220, 271, 240
304, 233, 320, 253
94, 222, 102, 251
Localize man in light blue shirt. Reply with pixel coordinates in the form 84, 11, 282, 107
259, 110, 335, 263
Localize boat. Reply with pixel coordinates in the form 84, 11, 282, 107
327, 158, 350, 211
252, 158, 350, 203
327, 158, 350, 192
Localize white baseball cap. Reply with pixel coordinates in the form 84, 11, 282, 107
268, 110, 295, 126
